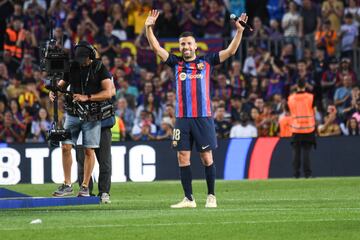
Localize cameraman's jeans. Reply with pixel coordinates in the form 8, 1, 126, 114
62, 114, 101, 148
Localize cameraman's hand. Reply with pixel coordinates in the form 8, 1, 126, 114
73, 94, 88, 102
49, 91, 56, 102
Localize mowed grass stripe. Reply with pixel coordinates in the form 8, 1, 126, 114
0, 178, 360, 240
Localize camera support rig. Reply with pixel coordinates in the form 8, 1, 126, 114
40, 22, 71, 146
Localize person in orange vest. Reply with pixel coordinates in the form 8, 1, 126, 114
4, 16, 23, 59
287, 79, 316, 178
278, 104, 293, 138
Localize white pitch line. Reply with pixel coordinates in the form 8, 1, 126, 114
1, 218, 360, 231
2, 207, 360, 215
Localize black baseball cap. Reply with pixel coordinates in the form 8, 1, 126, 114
74, 46, 91, 64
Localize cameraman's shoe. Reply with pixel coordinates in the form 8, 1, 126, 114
78, 186, 90, 197
53, 184, 73, 197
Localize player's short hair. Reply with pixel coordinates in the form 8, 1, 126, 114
179, 31, 196, 40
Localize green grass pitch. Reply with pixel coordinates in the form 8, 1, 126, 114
1, 177, 360, 240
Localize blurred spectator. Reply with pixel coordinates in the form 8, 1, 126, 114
336, 57, 357, 86
135, 92, 163, 127
343, 85, 360, 118
266, 0, 285, 22
18, 81, 41, 110
0, 97, 6, 123
242, 45, 257, 77
344, 0, 360, 27
321, 0, 344, 32
230, 112, 258, 138
18, 54, 39, 83
300, 0, 321, 47
131, 0, 152, 36
0, 110, 24, 143
48, 0, 69, 28
202, 0, 225, 39
2, 50, 20, 76
156, 117, 173, 140
315, 20, 338, 57
334, 75, 353, 119
6, 74, 24, 100
351, 99, 360, 128
23, 2, 46, 41
131, 111, 157, 141
228, 60, 246, 97
109, 3, 127, 41
91, 0, 108, 28
214, 105, 231, 139
26, 107, 51, 142
339, 13, 358, 60
9, 98, 25, 130
321, 57, 338, 108
249, 16, 269, 46
278, 104, 292, 137
178, 0, 203, 36
116, 78, 139, 108
318, 105, 341, 136
255, 103, 275, 136
230, 96, 243, 123
291, 59, 315, 92
134, 27, 157, 70
115, 97, 135, 139
155, 2, 180, 38
267, 19, 283, 40
213, 73, 232, 106
340, 117, 360, 136
282, 1, 301, 40
96, 21, 121, 61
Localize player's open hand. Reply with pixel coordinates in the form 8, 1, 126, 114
234, 13, 248, 31
145, 9, 160, 27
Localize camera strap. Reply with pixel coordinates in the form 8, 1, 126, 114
80, 66, 91, 95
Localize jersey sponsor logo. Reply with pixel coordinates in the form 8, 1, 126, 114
179, 72, 202, 81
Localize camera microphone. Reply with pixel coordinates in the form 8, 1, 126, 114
230, 14, 253, 32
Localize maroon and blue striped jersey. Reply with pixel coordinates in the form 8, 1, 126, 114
164, 53, 220, 118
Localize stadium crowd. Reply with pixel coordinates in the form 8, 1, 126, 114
1, 0, 360, 143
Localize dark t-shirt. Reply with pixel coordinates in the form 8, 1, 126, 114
64, 60, 111, 95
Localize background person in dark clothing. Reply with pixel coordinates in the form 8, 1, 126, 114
288, 79, 316, 178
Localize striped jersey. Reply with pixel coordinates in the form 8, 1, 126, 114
165, 53, 220, 118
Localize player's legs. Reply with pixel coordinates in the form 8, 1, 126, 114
171, 119, 196, 208
192, 118, 217, 207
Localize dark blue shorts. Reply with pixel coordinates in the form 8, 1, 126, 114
172, 117, 217, 152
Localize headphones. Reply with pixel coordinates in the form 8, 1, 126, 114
74, 41, 97, 60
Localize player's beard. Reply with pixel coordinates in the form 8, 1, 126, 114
182, 50, 195, 60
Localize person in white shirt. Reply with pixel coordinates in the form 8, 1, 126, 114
230, 112, 258, 138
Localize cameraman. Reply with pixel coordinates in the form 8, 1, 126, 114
49, 40, 113, 197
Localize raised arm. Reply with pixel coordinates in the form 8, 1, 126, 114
219, 13, 248, 63
145, 9, 169, 62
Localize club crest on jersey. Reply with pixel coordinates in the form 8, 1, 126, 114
172, 141, 178, 147
179, 72, 187, 81
197, 63, 205, 70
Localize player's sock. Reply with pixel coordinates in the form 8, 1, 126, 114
205, 164, 216, 195
180, 166, 193, 201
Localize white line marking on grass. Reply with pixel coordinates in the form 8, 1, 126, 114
1, 218, 360, 231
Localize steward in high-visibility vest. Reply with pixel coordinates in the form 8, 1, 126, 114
288, 91, 315, 134
287, 79, 316, 179
4, 17, 23, 59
